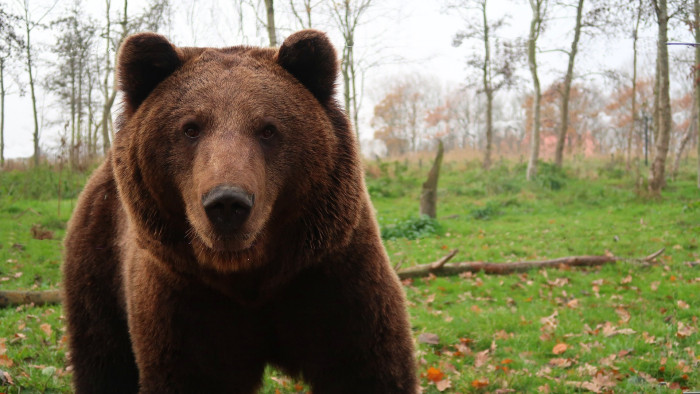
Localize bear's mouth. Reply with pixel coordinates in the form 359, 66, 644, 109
189, 225, 261, 254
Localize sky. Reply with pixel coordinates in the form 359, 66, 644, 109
1, 0, 692, 159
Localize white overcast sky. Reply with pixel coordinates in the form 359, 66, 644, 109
1, 0, 693, 158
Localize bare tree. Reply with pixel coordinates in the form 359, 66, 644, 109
264, 0, 276, 46
696, 0, 700, 188
449, 0, 519, 170
628, 0, 645, 168
420, 140, 444, 218
98, 0, 171, 155
329, 0, 373, 140
526, 0, 546, 180
17, 0, 58, 166
47, 0, 97, 167
553, 0, 584, 168
648, 0, 673, 193
290, 0, 322, 28
0, 4, 23, 167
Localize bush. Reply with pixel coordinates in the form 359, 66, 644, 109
380, 215, 442, 240
535, 162, 567, 191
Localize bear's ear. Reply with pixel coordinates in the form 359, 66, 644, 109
117, 33, 182, 112
276, 30, 338, 103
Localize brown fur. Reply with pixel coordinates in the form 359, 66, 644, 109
62, 30, 417, 393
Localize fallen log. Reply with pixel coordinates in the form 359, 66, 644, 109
396, 248, 665, 280
0, 289, 62, 308
0, 249, 666, 307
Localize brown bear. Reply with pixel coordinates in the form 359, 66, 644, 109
62, 30, 417, 393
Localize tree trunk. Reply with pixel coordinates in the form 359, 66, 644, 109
396, 249, 665, 279
482, 0, 493, 171
526, 0, 542, 181
23, 2, 40, 167
554, 0, 583, 168
629, 0, 643, 169
70, 58, 76, 168
649, 0, 671, 194
695, 0, 700, 188
0, 290, 61, 308
0, 59, 4, 168
420, 140, 444, 218
671, 111, 694, 180
264, 0, 276, 47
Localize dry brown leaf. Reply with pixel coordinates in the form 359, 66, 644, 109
436, 379, 452, 391
577, 363, 597, 376
592, 370, 618, 388
40, 323, 52, 337
677, 322, 696, 338
0, 354, 13, 368
493, 330, 512, 340
474, 349, 490, 368
0, 338, 6, 356
677, 300, 689, 310
549, 357, 573, 368
552, 343, 568, 355
615, 308, 631, 324
566, 381, 601, 393
566, 299, 579, 309
650, 281, 660, 291
547, 277, 569, 287
620, 275, 632, 284
426, 366, 444, 383
0, 370, 14, 385
471, 378, 489, 388
418, 333, 440, 345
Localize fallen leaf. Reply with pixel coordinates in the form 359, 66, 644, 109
0, 338, 6, 355
436, 378, 451, 391
552, 343, 568, 355
474, 349, 490, 368
615, 308, 631, 324
549, 357, 574, 368
566, 299, 579, 309
677, 322, 696, 338
620, 275, 632, 284
426, 366, 444, 383
677, 300, 689, 310
40, 323, 52, 337
418, 333, 440, 345
471, 378, 489, 388
650, 281, 660, 291
0, 369, 14, 385
0, 354, 13, 367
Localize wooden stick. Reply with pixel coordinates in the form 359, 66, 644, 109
431, 249, 458, 270
0, 289, 61, 308
397, 249, 665, 280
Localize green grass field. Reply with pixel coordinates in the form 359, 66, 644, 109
0, 159, 698, 393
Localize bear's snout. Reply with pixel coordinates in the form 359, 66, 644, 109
202, 185, 254, 234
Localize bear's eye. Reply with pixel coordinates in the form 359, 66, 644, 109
183, 124, 201, 139
259, 125, 276, 141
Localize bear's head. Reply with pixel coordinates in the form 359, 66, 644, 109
112, 31, 364, 273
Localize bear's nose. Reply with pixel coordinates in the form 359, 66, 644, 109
202, 186, 254, 233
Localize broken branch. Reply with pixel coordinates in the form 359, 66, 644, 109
397, 248, 665, 279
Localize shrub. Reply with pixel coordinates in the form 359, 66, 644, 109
380, 215, 442, 240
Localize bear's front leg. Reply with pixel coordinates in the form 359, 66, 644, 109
272, 263, 418, 394
124, 253, 267, 393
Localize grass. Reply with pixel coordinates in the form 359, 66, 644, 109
0, 158, 698, 393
